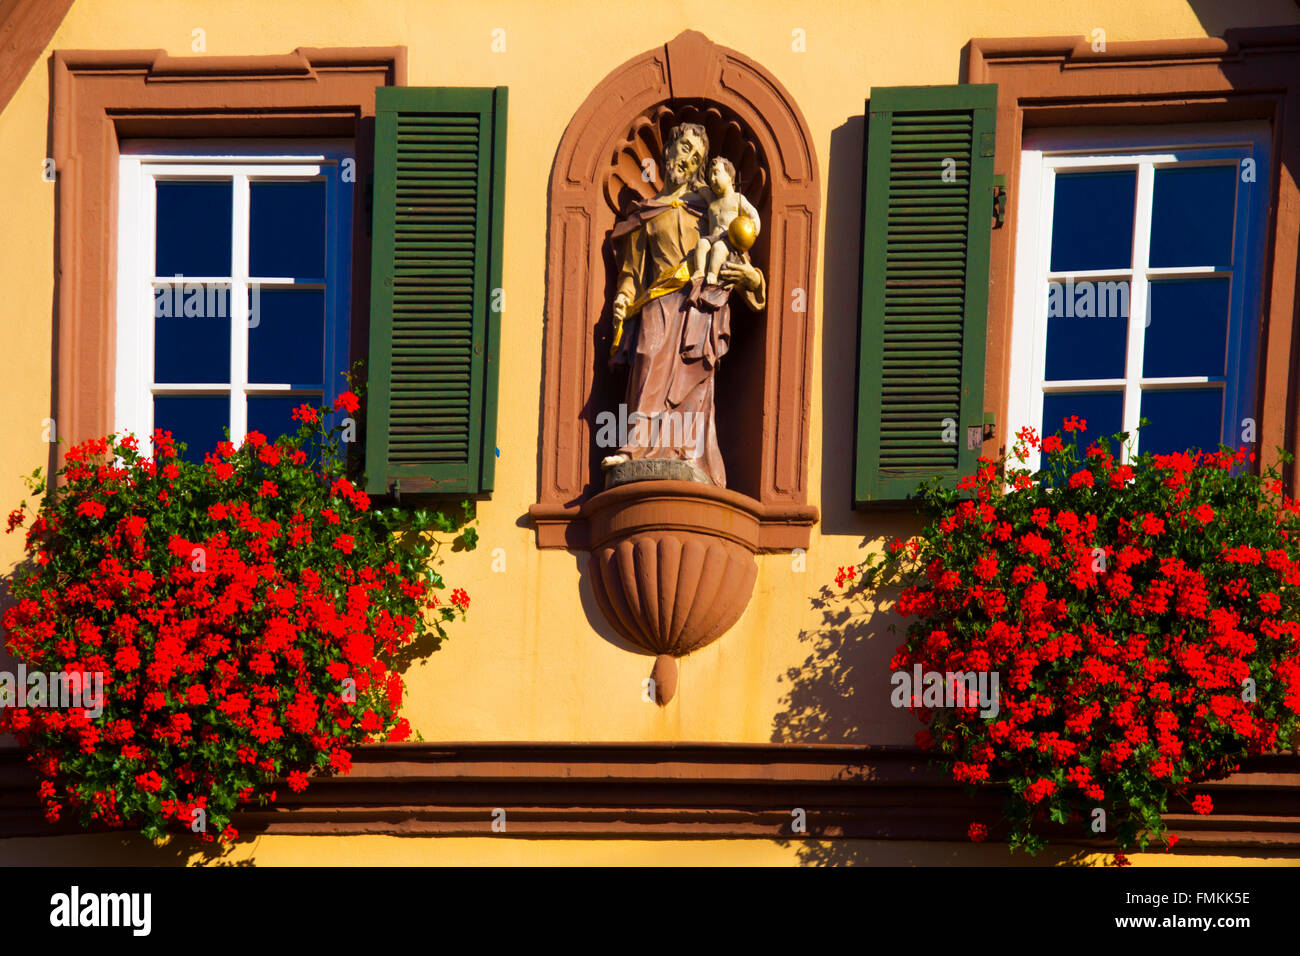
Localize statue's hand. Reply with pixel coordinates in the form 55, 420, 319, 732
613, 292, 630, 321
718, 259, 761, 293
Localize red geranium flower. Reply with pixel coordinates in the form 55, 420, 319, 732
76, 501, 106, 520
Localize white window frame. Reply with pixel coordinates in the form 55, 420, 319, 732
116, 139, 353, 454
1007, 122, 1270, 471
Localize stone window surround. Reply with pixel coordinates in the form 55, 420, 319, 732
49, 46, 404, 463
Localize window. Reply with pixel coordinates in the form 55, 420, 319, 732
116, 141, 354, 462
1008, 124, 1270, 468
59, 53, 506, 492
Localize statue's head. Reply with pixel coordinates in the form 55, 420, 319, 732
707, 156, 735, 195
663, 123, 709, 189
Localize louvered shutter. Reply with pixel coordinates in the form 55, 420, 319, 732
853, 84, 995, 506
366, 87, 507, 495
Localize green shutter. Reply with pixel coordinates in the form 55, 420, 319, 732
853, 84, 995, 507
366, 86, 507, 496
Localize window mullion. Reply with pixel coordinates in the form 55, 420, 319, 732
142, 171, 158, 445
118, 160, 155, 447
230, 172, 250, 445
1028, 164, 1054, 474
1123, 162, 1156, 463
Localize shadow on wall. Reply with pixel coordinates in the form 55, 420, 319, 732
817, 116, 868, 537
768, 100, 939, 726
773, 116, 936, 752
777, 839, 1095, 867
0, 832, 252, 866
768, 531, 1100, 866
1185, 0, 1300, 35
770, 520, 925, 748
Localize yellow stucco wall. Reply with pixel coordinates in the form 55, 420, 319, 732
2, 0, 1298, 864
2, 832, 1297, 867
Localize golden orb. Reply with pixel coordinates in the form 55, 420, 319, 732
728, 214, 758, 252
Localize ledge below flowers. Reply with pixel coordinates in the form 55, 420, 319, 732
0, 744, 1297, 848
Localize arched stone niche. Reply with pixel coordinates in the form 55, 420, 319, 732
529, 30, 821, 551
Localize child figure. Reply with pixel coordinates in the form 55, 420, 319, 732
693, 156, 761, 286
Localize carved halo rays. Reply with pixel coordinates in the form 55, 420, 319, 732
603, 101, 770, 218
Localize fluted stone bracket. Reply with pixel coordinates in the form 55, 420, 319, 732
582, 480, 761, 704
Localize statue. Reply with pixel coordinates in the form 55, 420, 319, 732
601, 122, 766, 488
693, 156, 761, 286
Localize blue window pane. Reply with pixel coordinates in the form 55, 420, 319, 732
249, 180, 326, 279
248, 395, 317, 446
1150, 165, 1236, 268
153, 284, 230, 383
1050, 171, 1136, 273
154, 395, 229, 463
248, 289, 326, 385
155, 181, 232, 277
1143, 278, 1229, 378
1139, 389, 1223, 455
1042, 392, 1124, 454
1044, 278, 1130, 380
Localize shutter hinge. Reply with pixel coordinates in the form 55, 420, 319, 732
992, 174, 1007, 229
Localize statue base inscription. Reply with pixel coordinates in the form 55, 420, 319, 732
604, 458, 712, 490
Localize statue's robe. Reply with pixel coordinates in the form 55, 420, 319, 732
609, 192, 765, 487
